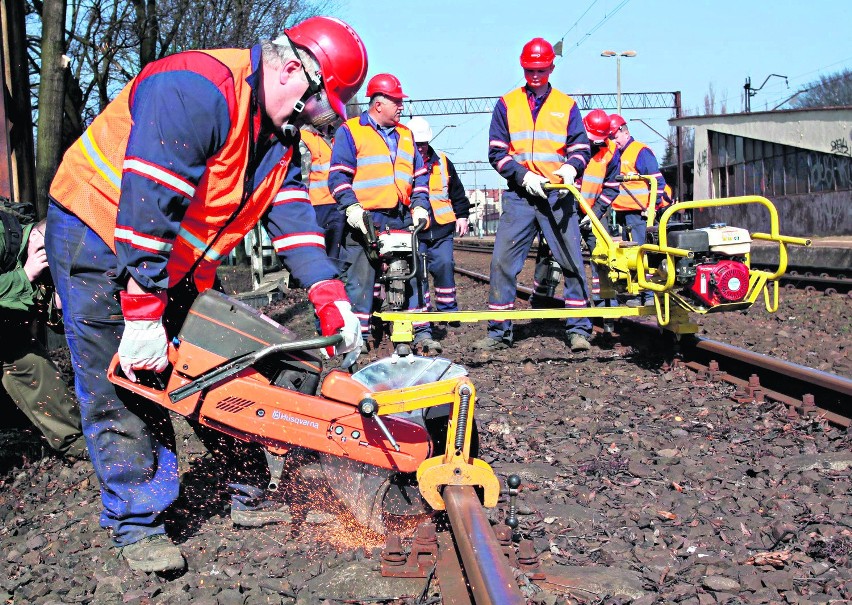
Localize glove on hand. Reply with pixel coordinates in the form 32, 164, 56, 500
521, 171, 549, 198
411, 206, 430, 228
308, 279, 363, 358
345, 204, 368, 234
553, 163, 578, 185
455, 217, 469, 237
118, 291, 169, 382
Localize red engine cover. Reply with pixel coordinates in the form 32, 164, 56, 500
689, 260, 750, 306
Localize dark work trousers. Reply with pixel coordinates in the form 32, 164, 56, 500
582, 201, 618, 305
486, 189, 592, 344
339, 207, 431, 344
419, 224, 458, 313
617, 210, 650, 303
44, 202, 179, 548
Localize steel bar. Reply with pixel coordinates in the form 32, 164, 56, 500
436, 531, 473, 605
443, 485, 525, 605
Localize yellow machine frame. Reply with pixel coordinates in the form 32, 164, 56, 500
377, 178, 810, 341
366, 375, 499, 510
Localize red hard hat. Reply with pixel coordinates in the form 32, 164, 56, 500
366, 73, 407, 100
520, 38, 555, 70
609, 113, 627, 132
584, 109, 612, 143
284, 16, 368, 119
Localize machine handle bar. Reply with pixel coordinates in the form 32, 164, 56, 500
168, 334, 343, 403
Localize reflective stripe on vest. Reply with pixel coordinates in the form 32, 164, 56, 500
428, 152, 456, 225
301, 130, 335, 206
49, 49, 292, 291
612, 140, 651, 211
503, 87, 574, 181
579, 141, 616, 213
346, 118, 415, 210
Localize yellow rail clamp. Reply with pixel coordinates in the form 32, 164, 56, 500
415, 379, 500, 510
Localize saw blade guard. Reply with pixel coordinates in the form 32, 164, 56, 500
318, 355, 475, 534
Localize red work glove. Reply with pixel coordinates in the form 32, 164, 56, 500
118, 290, 169, 382
307, 279, 362, 358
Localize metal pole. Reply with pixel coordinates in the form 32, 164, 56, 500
616, 56, 622, 115
675, 91, 683, 201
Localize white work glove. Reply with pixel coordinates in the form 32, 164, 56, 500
308, 280, 364, 364
579, 214, 591, 230
118, 291, 169, 382
411, 206, 430, 228
455, 217, 469, 237
553, 163, 578, 185
521, 171, 549, 199
345, 204, 368, 234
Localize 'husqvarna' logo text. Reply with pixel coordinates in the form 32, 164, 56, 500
271, 410, 319, 430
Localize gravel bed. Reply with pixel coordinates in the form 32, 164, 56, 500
0, 259, 849, 604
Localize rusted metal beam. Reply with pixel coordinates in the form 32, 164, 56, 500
443, 485, 525, 605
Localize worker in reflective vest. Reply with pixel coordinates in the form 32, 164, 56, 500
301, 124, 344, 263
579, 109, 621, 303
472, 37, 593, 353
329, 73, 440, 355
407, 117, 471, 331
44, 17, 367, 572
609, 114, 668, 306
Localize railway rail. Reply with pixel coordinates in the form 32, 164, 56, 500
450, 261, 852, 429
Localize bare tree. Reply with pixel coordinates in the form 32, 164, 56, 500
789, 68, 852, 109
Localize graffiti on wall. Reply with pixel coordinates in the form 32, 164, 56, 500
809, 151, 852, 192
829, 138, 850, 156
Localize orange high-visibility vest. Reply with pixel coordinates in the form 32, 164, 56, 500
502, 87, 575, 181
579, 140, 617, 214
427, 152, 456, 225
301, 130, 335, 206
612, 140, 652, 211
345, 118, 415, 210
50, 49, 292, 291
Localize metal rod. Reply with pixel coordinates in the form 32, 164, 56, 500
443, 485, 525, 605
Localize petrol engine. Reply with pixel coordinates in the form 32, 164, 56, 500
654, 223, 752, 308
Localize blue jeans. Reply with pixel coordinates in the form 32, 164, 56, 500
44, 202, 179, 547
486, 190, 592, 343
618, 210, 650, 303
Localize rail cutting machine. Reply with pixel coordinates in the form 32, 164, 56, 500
108, 290, 498, 532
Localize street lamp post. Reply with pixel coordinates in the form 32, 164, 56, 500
601, 50, 637, 115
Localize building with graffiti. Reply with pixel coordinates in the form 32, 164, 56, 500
670, 107, 852, 236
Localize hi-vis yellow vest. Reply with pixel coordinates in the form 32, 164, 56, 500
613, 140, 652, 211
346, 119, 415, 209
301, 130, 335, 206
579, 140, 617, 214
49, 49, 291, 291
503, 87, 574, 181
428, 152, 456, 225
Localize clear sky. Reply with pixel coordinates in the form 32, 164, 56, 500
335, 0, 852, 189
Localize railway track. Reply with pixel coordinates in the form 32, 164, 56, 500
451, 262, 852, 429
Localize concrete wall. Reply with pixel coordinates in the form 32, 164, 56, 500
692, 189, 852, 237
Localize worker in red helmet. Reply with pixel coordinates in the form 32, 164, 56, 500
330, 74, 441, 355
45, 16, 368, 572
608, 114, 670, 306
472, 37, 593, 353
578, 109, 622, 303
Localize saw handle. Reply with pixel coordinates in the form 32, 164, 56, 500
106, 342, 179, 403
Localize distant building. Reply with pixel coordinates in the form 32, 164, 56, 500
466, 188, 503, 236
670, 107, 852, 236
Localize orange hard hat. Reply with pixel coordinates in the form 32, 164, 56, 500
520, 38, 555, 70
609, 113, 627, 132
366, 73, 407, 100
584, 109, 612, 143
284, 16, 368, 119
